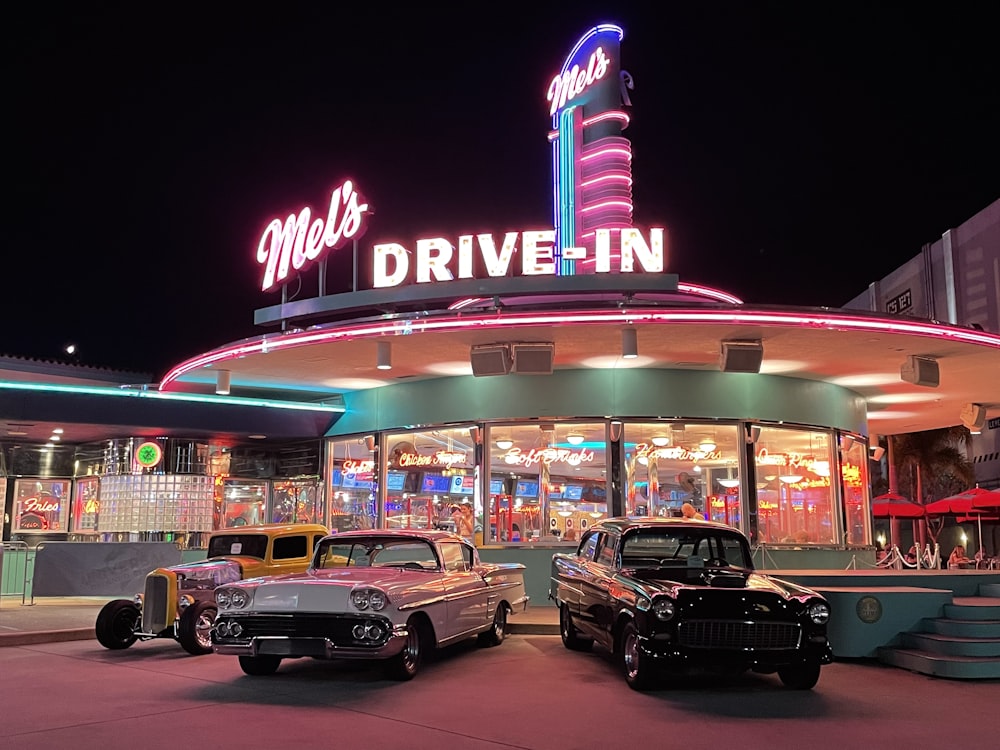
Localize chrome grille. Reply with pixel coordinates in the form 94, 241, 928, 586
678, 620, 801, 650
222, 614, 388, 647
142, 573, 170, 633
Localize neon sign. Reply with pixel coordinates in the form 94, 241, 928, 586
396, 451, 468, 468
342, 459, 375, 474
23, 496, 60, 513
546, 45, 611, 116
633, 443, 722, 462
501, 447, 595, 468
258, 180, 371, 292
373, 227, 664, 288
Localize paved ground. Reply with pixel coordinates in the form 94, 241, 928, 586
2, 625, 999, 750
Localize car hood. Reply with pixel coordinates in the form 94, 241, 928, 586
230, 567, 443, 613
168, 558, 244, 587
627, 567, 822, 601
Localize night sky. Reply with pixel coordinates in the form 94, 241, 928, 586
7, 3, 998, 378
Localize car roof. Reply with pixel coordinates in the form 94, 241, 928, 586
589, 516, 747, 537
322, 528, 466, 544
209, 523, 328, 537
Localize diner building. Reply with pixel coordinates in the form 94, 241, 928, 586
2, 24, 999, 590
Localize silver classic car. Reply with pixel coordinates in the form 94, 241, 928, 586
211, 528, 529, 679
550, 517, 833, 690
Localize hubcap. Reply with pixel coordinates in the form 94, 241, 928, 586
403, 629, 420, 671
624, 632, 639, 679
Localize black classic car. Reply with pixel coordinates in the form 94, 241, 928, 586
549, 517, 833, 690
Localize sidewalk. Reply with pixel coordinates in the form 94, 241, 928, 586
0, 596, 559, 647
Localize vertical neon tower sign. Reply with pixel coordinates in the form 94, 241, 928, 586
546, 24, 631, 275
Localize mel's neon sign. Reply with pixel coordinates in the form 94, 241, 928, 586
546, 45, 611, 116
257, 180, 371, 292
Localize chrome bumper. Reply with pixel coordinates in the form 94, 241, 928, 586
213, 624, 409, 660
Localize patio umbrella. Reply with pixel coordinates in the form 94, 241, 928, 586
871, 492, 925, 518
972, 488, 1000, 511
927, 488, 998, 556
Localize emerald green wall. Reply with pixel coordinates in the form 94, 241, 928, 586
328, 369, 867, 435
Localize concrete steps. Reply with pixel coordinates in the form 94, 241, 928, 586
878, 583, 1000, 679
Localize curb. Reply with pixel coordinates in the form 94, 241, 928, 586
0, 628, 96, 648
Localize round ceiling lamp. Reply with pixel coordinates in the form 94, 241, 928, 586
566, 432, 585, 445
495, 439, 514, 450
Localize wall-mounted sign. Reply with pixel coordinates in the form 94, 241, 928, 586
135, 441, 163, 469
886, 288, 913, 315
394, 451, 468, 469
633, 443, 723, 462
856, 595, 883, 624
257, 180, 372, 292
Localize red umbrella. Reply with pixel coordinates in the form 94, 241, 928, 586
926, 488, 996, 516
972, 489, 1000, 510
872, 492, 925, 518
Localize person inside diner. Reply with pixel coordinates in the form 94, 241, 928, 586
948, 544, 972, 569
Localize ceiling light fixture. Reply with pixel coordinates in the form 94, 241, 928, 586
622, 327, 638, 359
495, 439, 514, 450
718, 478, 740, 488
651, 435, 670, 447
216, 369, 231, 395
376, 340, 392, 370
566, 432, 585, 445
698, 439, 716, 453
779, 474, 804, 484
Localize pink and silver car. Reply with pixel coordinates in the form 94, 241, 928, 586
211, 528, 529, 679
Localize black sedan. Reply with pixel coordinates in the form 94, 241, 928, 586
549, 517, 833, 690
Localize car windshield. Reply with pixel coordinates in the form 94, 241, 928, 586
314, 537, 440, 571
207, 534, 269, 559
620, 527, 752, 569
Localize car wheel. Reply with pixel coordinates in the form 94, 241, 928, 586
177, 601, 217, 655
238, 655, 281, 676
778, 659, 821, 690
621, 620, 654, 691
385, 616, 425, 681
95, 599, 141, 650
478, 604, 507, 646
559, 604, 593, 652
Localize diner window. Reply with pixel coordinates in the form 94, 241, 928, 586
486, 421, 608, 544
385, 426, 479, 541
840, 433, 872, 546
754, 426, 838, 545
326, 436, 377, 532
622, 422, 742, 530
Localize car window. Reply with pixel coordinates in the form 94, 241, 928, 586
313, 538, 438, 570
272, 535, 308, 560
620, 528, 751, 568
207, 534, 268, 559
439, 541, 469, 571
578, 531, 599, 561
595, 532, 618, 566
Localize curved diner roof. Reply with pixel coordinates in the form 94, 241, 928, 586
159, 278, 1000, 438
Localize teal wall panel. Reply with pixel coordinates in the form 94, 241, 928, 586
327, 369, 867, 436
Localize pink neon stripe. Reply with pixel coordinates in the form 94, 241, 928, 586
677, 283, 744, 305
160, 307, 1000, 390
581, 111, 630, 129
580, 148, 632, 163
581, 200, 633, 213
581, 174, 633, 188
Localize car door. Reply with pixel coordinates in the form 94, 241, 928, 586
554, 531, 599, 618
440, 541, 488, 640
576, 531, 619, 644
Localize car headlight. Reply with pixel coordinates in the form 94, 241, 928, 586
808, 601, 830, 625
231, 589, 251, 609
178, 595, 195, 610
216, 589, 232, 608
351, 589, 371, 610
133, 594, 144, 608
369, 590, 388, 611
653, 598, 676, 621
